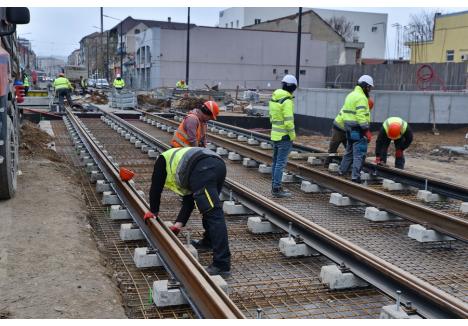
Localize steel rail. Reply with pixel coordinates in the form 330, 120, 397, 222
102, 110, 468, 319
138, 113, 468, 242
152, 110, 468, 202
65, 108, 245, 319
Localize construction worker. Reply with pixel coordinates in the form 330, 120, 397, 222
79, 76, 88, 95
53, 72, 73, 112
176, 80, 188, 90
375, 117, 413, 169
325, 98, 374, 166
339, 75, 374, 183
269, 74, 297, 198
113, 74, 125, 90
23, 74, 30, 96
145, 147, 231, 276
171, 101, 219, 148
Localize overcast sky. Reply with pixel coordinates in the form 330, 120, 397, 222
16, 6, 468, 59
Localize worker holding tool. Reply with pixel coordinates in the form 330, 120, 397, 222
338, 75, 374, 183
53, 72, 73, 112
113, 74, 125, 91
269, 74, 297, 198
176, 80, 188, 90
171, 100, 219, 148
145, 147, 231, 276
325, 98, 374, 166
375, 117, 413, 169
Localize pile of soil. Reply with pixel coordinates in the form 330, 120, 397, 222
89, 91, 108, 105
137, 94, 171, 108
20, 121, 62, 162
173, 97, 205, 112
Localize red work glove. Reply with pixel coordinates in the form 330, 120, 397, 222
143, 211, 157, 224
374, 157, 384, 165
364, 130, 372, 143
169, 225, 181, 235
395, 149, 404, 158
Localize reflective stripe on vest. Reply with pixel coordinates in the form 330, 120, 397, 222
269, 89, 295, 141
383, 117, 408, 140
54, 77, 70, 89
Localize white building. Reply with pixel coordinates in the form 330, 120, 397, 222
219, 7, 387, 60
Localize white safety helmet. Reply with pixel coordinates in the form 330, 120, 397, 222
281, 74, 298, 86
116, 74, 121, 78
358, 75, 374, 87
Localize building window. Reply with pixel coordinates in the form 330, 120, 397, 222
353, 37, 359, 43
354, 25, 360, 32
284, 69, 288, 74
230, 21, 233, 28
134, 29, 140, 34
225, 23, 228, 28
273, 68, 277, 74
300, 69, 306, 75
371, 26, 377, 32
446, 50, 454, 61
254, 18, 261, 24
236, 20, 239, 28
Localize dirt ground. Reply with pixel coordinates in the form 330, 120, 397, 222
0, 125, 126, 318
296, 127, 468, 187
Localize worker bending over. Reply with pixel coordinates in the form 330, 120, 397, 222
113, 74, 125, 90
176, 80, 188, 90
53, 72, 73, 112
339, 75, 374, 183
171, 101, 219, 148
375, 117, 413, 169
145, 147, 231, 276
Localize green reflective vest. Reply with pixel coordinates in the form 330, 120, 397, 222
176, 81, 188, 89
339, 85, 370, 130
23, 76, 30, 87
161, 147, 193, 196
269, 89, 296, 141
333, 111, 345, 130
53, 77, 71, 90
383, 117, 408, 140
113, 78, 125, 88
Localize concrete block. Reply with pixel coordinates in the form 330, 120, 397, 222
300, 181, 323, 193
156, 123, 162, 128
364, 207, 401, 222
379, 305, 410, 319
210, 127, 218, 132
382, 179, 408, 191
184, 244, 199, 260
167, 127, 174, 133
460, 202, 468, 213
279, 237, 318, 257
117, 127, 122, 133
151, 120, 157, 126
247, 216, 281, 234
137, 190, 145, 197
102, 191, 121, 205
417, 190, 444, 202
329, 193, 358, 206
216, 147, 228, 156
227, 132, 237, 138
408, 224, 455, 242
237, 135, 248, 142
360, 172, 372, 181
110, 205, 131, 220
125, 133, 131, 140
135, 140, 142, 148
307, 156, 322, 165
206, 143, 216, 151
228, 152, 241, 161
242, 158, 258, 168
90, 171, 104, 183
79, 150, 88, 158
80, 156, 93, 164
260, 142, 273, 150
120, 130, 126, 136
148, 150, 158, 158
223, 201, 253, 215
320, 265, 368, 290
218, 129, 227, 135
133, 247, 162, 268
96, 180, 111, 193
141, 145, 149, 153
328, 163, 339, 172
282, 173, 295, 183
119, 223, 145, 241
258, 164, 272, 174
247, 138, 259, 146
130, 136, 137, 144
161, 125, 168, 131
85, 163, 96, 173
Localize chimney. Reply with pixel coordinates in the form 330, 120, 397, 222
168, 17, 171, 23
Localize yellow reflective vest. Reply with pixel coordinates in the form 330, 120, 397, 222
113, 78, 125, 88
269, 89, 296, 141
339, 85, 370, 130
53, 77, 72, 90
383, 117, 408, 140
176, 80, 188, 89
23, 76, 30, 87
161, 147, 193, 196
333, 111, 345, 131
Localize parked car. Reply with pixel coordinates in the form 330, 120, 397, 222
88, 78, 96, 87
95, 79, 109, 89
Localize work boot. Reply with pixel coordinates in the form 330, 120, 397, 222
190, 239, 211, 252
205, 264, 231, 277
271, 187, 292, 198
351, 178, 362, 184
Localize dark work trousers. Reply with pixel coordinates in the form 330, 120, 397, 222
375, 132, 406, 169
326, 126, 347, 165
184, 157, 231, 270
57, 89, 73, 112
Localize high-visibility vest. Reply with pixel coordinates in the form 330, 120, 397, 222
171, 113, 204, 148
161, 147, 221, 196
383, 117, 408, 140
333, 111, 345, 131
176, 80, 187, 89
113, 79, 125, 88
53, 77, 71, 90
269, 89, 296, 141
80, 79, 87, 88
23, 76, 30, 87
339, 85, 370, 130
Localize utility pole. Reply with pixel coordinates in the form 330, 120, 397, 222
87, 44, 90, 77
185, 7, 190, 85
120, 21, 123, 78
295, 7, 302, 86
100, 7, 103, 79
106, 31, 109, 80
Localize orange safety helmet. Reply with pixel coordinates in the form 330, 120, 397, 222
387, 122, 402, 140
202, 100, 219, 120
368, 98, 374, 110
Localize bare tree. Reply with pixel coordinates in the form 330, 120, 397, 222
327, 16, 353, 41
407, 10, 441, 42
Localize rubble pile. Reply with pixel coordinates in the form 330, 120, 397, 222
173, 97, 205, 112
137, 94, 171, 109
89, 91, 108, 105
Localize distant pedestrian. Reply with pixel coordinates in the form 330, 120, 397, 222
269, 74, 297, 198
375, 117, 413, 169
23, 74, 30, 96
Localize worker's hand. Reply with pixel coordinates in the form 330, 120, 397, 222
143, 211, 158, 224
374, 157, 383, 165
395, 149, 404, 158
364, 130, 372, 143
169, 225, 181, 235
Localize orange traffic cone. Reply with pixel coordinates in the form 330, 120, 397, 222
119, 167, 135, 182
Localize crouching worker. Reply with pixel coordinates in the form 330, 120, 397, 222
144, 147, 231, 276
375, 117, 413, 169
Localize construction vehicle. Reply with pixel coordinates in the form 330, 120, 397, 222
0, 7, 30, 199
64, 65, 87, 84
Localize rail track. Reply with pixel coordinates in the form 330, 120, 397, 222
58, 108, 468, 318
